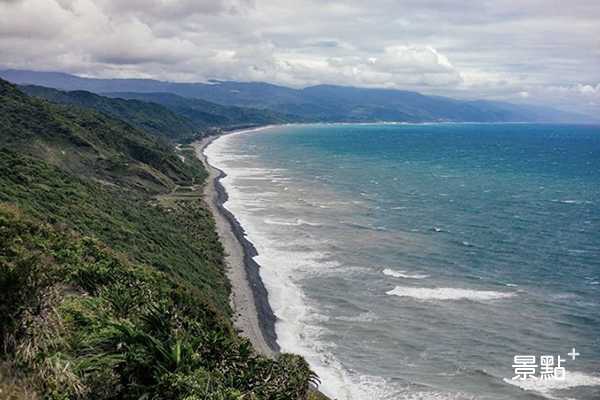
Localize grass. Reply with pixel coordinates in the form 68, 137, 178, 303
0, 149, 228, 312
20, 85, 204, 141
0, 79, 328, 399
0, 204, 318, 399
0, 78, 203, 195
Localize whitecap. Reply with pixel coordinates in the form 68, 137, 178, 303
335, 311, 378, 322
341, 221, 388, 232
386, 286, 514, 301
429, 227, 449, 233
552, 199, 592, 205
550, 293, 579, 300
383, 269, 430, 279
263, 218, 322, 227
504, 371, 600, 396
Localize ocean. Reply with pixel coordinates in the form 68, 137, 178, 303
204, 123, 600, 400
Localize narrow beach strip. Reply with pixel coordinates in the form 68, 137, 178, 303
194, 127, 280, 357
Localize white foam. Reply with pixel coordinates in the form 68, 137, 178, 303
254, 247, 402, 400
203, 128, 488, 400
552, 199, 592, 205
383, 269, 430, 279
263, 218, 322, 227
504, 371, 600, 397
219, 154, 260, 160
205, 132, 407, 400
335, 311, 378, 322
550, 293, 579, 300
342, 221, 388, 232
386, 286, 514, 301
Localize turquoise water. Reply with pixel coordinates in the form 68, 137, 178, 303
205, 124, 600, 400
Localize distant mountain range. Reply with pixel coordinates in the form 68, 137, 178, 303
0, 69, 593, 124
103, 91, 294, 128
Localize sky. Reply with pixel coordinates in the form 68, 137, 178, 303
0, 0, 599, 116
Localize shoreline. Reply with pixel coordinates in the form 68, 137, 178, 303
194, 127, 280, 357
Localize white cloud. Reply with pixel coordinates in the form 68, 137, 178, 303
549, 83, 600, 96
578, 84, 600, 94
0, 0, 599, 116
519, 91, 530, 99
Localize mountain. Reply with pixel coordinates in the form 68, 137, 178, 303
0, 78, 199, 194
0, 69, 206, 94
0, 78, 322, 399
104, 91, 294, 128
467, 99, 592, 124
0, 68, 593, 123
19, 84, 204, 140
19, 84, 292, 138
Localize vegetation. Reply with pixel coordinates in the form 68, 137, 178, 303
0, 205, 318, 399
18, 84, 293, 141
0, 149, 226, 311
19, 85, 204, 141
104, 91, 293, 132
0, 79, 325, 399
0, 79, 199, 194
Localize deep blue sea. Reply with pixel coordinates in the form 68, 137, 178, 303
205, 123, 600, 400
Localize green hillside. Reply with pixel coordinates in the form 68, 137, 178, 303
0, 79, 322, 399
0, 149, 226, 310
104, 91, 294, 128
20, 85, 205, 140
17, 84, 293, 141
0, 79, 198, 194
0, 204, 316, 399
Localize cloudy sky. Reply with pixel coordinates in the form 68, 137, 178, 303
1, 0, 599, 115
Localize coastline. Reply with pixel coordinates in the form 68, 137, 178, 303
194, 128, 280, 357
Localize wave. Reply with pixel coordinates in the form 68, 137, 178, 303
503, 370, 600, 397
383, 269, 429, 279
551, 199, 593, 205
220, 154, 260, 160
335, 311, 378, 322
430, 227, 449, 233
386, 286, 515, 301
410, 227, 449, 234
252, 248, 398, 400
205, 125, 598, 400
341, 221, 388, 232
263, 217, 322, 227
